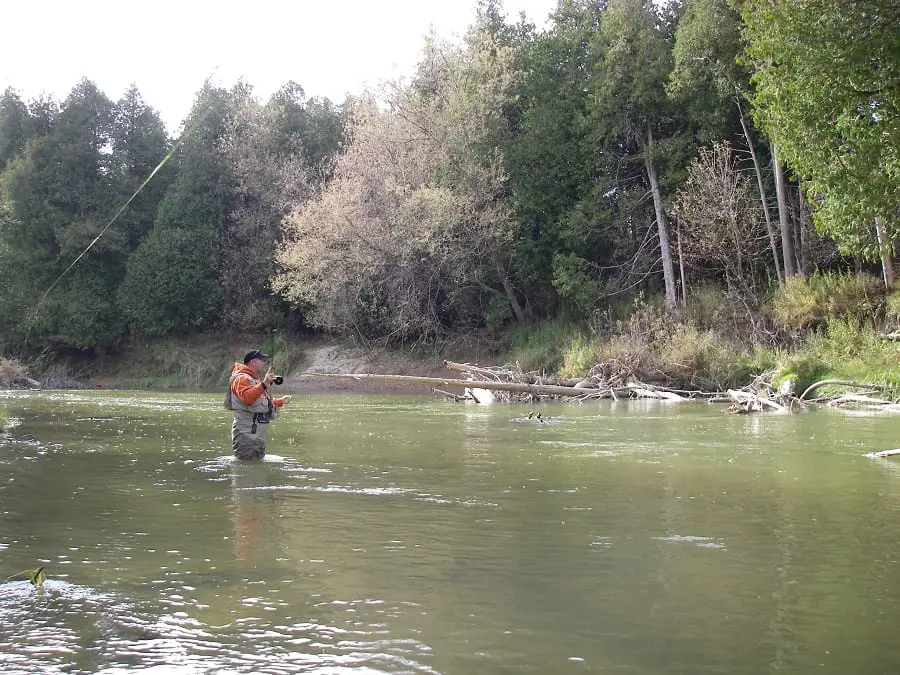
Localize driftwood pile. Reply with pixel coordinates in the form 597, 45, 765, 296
440, 360, 692, 404
301, 360, 900, 415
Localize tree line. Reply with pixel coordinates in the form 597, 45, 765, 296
1, 0, 897, 354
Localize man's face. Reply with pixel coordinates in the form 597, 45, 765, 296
249, 357, 266, 376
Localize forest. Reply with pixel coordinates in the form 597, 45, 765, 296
0, 0, 897, 391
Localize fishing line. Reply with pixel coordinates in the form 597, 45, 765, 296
27, 107, 210, 333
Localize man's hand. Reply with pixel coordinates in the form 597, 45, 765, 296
263, 368, 276, 386
280, 395, 293, 404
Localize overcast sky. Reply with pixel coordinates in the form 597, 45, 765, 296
2, 0, 556, 134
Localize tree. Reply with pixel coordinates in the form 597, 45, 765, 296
0, 88, 30, 172
110, 86, 172, 250
667, 0, 785, 284
588, 0, 683, 309
118, 81, 237, 335
741, 0, 900, 287
117, 226, 220, 335
217, 93, 315, 330
0, 79, 126, 348
266, 82, 346, 182
276, 9, 527, 341
504, 0, 614, 317
673, 142, 766, 295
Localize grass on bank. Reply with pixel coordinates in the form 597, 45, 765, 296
501, 273, 900, 397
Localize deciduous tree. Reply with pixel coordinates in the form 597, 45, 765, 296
741, 0, 900, 287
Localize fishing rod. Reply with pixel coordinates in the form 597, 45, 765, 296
271, 329, 284, 385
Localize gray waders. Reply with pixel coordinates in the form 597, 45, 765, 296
225, 374, 277, 460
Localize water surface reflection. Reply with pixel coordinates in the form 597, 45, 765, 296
1, 391, 899, 673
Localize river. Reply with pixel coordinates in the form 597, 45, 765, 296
1, 390, 899, 674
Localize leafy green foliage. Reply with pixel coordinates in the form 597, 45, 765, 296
668, 0, 745, 140
484, 295, 515, 330
770, 272, 885, 331
741, 0, 900, 257
503, 319, 589, 373
118, 226, 220, 335
551, 252, 600, 317
503, 2, 609, 304
560, 332, 599, 378
771, 353, 830, 394
0, 88, 30, 171
587, 0, 687, 309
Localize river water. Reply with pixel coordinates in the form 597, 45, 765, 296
1, 390, 899, 674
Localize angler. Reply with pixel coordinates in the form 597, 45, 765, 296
225, 349, 292, 460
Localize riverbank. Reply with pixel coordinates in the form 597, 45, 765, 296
2, 333, 501, 395
5, 273, 900, 400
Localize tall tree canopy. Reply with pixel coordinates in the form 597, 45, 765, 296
741, 0, 900, 260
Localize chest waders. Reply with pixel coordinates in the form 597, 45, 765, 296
226, 373, 277, 460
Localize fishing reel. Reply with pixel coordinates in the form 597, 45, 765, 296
273, 375, 284, 386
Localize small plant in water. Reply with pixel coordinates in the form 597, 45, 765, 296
5, 566, 46, 589
29, 566, 46, 587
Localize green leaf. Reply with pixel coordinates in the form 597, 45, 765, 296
28, 566, 46, 586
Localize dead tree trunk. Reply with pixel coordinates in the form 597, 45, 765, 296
644, 125, 678, 310
772, 142, 797, 278
738, 98, 782, 285
876, 216, 895, 291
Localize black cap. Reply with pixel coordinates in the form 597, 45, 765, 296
243, 349, 269, 364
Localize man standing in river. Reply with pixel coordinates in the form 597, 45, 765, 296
225, 349, 292, 460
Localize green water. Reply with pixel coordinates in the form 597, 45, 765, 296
1, 390, 899, 674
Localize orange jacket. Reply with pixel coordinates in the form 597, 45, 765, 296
230, 363, 287, 407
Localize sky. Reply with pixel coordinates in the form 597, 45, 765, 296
2, 0, 557, 134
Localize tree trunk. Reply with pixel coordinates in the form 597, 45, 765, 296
676, 215, 687, 306
796, 181, 813, 276
772, 142, 796, 278
738, 98, 782, 285
876, 216, 895, 291
494, 255, 526, 324
644, 126, 678, 310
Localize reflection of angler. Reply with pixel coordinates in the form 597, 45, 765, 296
230, 462, 275, 562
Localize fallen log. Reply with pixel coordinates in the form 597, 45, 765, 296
298, 372, 610, 398
867, 449, 900, 458
624, 382, 687, 401
827, 393, 900, 411
799, 378, 883, 401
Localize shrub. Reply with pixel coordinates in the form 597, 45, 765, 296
771, 353, 830, 395
504, 319, 587, 373
683, 284, 731, 331
560, 334, 598, 378
770, 272, 885, 331
885, 290, 900, 328
656, 325, 744, 390
769, 276, 821, 330
0, 357, 26, 387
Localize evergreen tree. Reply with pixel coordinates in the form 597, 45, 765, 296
588, 0, 686, 309
118, 81, 237, 335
